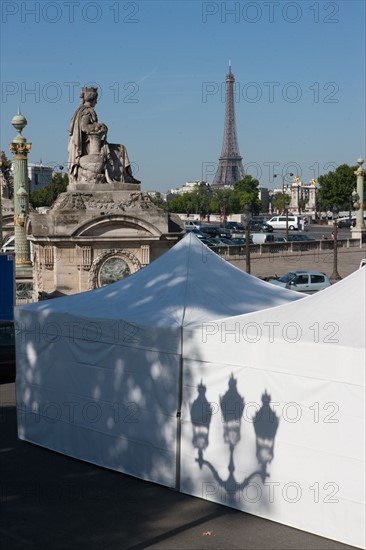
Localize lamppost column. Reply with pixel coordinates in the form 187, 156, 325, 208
9, 110, 32, 269
354, 158, 365, 229
245, 223, 251, 274
352, 158, 365, 245
242, 203, 251, 274
330, 208, 341, 283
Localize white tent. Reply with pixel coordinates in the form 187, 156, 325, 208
180, 266, 365, 548
15, 233, 302, 489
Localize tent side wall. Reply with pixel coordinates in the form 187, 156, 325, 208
15, 309, 181, 488
180, 327, 365, 549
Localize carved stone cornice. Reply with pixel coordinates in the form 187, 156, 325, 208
51, 191, 155, 212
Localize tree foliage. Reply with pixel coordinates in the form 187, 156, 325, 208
272, 192, 292, 213
168, 183, 211, 216
317, 164, 357, 209
0, 152, 14, 197
30, 173, 69, 208
167, 176, 262, 216
232, 175, 262, 214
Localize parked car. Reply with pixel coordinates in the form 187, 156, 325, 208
199, 226, 232, 239
188, 229, 211, 239
0, 321, 16, 383
337, 218, 353, 228
249, 219, 274, 232
199, 238, 214, 247
286, 234, 316, 242
269, 271, 331, 294
230, 236, 253, 245
360, 259, 366, 269
184, 220, 202, 230
224, 221, 245, 232
208, 237, 233, 246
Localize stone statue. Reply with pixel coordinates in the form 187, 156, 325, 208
68, 86, 140, 185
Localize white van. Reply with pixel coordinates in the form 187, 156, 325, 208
184, 220, 202, 230
267, 216, 300, 230
250, 233, 276, 245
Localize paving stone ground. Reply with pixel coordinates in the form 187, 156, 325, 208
228, 244, 365, 280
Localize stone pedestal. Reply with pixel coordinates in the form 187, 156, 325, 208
68, 182, 141, 192
28, 188, 183, 296
351, 227, 366, 245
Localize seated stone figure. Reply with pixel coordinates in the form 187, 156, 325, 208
68, 86, 140, 185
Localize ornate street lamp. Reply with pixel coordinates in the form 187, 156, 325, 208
330, 206, 341, 282
242, 203, 251, 274
354, 158, 365, 230
9, 110, 32, 270
190, 375, 280, 502
284, 199, 291, 241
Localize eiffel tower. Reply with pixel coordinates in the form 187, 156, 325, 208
212, 63, 245, 187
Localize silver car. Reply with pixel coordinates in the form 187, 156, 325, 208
269, 271, 331, 294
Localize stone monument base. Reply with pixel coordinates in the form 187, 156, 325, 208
68, 182, 141, 192
351, 227, 366, 244
28, 186, 183, 297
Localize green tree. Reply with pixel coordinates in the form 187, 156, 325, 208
168, 194, 183, 212
30, 173, 69, 208
272, 192, 292, 213
0, 151, 14, 197
210, 188, 234, 217
189, 183, 211, 217
317, 164, 357, 209
232, 175, 262, 214
168, 184, 212, 218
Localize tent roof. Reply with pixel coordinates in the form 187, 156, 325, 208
216, 263, 366, 349
19, 233, 303, 327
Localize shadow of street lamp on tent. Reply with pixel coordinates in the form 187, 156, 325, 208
330, 206, 342, 283
242, 203, 251, 274
190, 376, 280, 502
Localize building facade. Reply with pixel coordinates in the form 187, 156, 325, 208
28, 162, 53, 191
28, 186, 184, 297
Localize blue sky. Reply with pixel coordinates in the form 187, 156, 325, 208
1, 0, 365, 192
